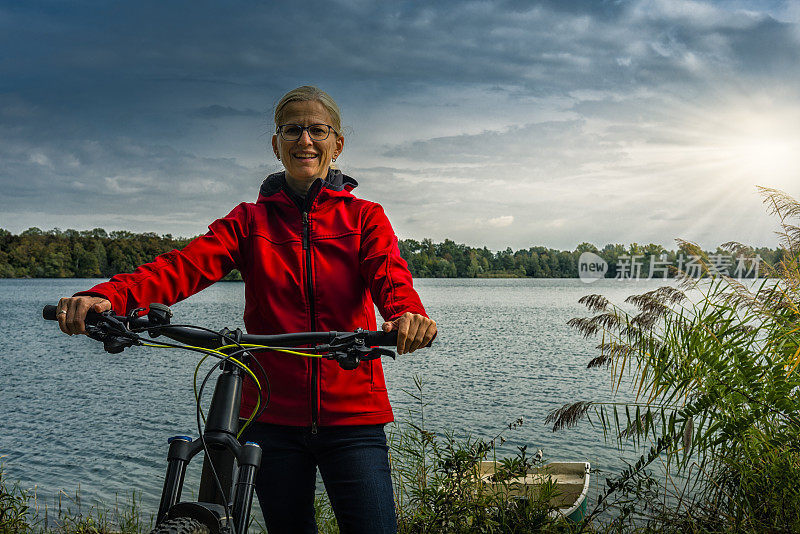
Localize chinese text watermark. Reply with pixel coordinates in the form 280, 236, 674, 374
579, 253, 762, 283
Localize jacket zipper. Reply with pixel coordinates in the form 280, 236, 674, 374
302, 210, 319, 434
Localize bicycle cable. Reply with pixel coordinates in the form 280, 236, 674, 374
143, 323, 324, 432
149, 324, 286, 534
141, 323, 330, 534
142, 342, 263, 435
188, 349, 299, 428
136, 323, 271, 427
131, 339, 244, 534
136, 322, 278, 436
43, 304, 400, 534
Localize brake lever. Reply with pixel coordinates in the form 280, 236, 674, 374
85, 311, 141, 354
369, 347, 396, 360
325, 345, 396, 370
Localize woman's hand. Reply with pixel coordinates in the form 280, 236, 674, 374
381, 312, 437, 355
56, 296, 112, 336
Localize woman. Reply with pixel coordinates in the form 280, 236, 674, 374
56, 85, 437, 533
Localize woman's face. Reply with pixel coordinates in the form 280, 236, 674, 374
272, 100, 344, 190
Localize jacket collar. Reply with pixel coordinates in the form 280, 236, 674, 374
257, 169, 358, 205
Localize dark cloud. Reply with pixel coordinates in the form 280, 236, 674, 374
6, 0, 793, 99
193, 105, 262, 119
0, 0, 797, 248
0, 134, 266, 217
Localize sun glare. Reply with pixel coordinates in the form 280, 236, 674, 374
740, 139, 796, 175
714, 109, 800, 187
617, 94, 800, 247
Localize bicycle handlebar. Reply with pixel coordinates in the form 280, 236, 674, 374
43, 304, 399, 349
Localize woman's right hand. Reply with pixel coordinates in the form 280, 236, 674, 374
56, 296, 112, 335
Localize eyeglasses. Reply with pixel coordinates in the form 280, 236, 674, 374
276, 123, 337, 141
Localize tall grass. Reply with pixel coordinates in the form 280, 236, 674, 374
1, 460, 32, 533
1, 461, 150, 533
548, 187, 800, 532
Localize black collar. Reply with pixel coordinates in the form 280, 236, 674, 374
258, 169, 357, 200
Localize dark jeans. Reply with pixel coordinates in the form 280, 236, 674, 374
239, 422, 397, 534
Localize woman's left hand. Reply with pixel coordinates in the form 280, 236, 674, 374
382, 312, 437, 355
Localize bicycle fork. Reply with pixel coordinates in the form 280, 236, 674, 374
156, 363, 262, 533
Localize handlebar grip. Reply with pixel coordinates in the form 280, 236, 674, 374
42, 304, 103, 324
364, 331, 435, 348
364, 330, 398, 346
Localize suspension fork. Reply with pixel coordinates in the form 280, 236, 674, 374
156, 433, 261, 533
157, 357, 262, 532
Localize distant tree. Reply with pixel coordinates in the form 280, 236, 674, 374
433, 258, 457, 278
644, 243, 666, 256
0, 229, 781, 280
575, 242, 599, 253
525, 253, 542, 277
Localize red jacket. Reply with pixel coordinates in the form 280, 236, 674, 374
77, 171, 428, 426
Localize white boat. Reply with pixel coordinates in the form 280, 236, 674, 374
477, 461, 591, 522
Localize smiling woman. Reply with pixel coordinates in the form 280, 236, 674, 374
51, 85, 437, 534
272, 100, 343, 194
271, 86, 345, 195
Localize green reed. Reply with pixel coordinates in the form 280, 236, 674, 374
1, 460, 32, 533
549, 187, 800, 532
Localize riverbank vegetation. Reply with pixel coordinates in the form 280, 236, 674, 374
548, 187, 800, 532
0, 227, 782, 279
3, 402, 574, 533
0, 462, 148, 533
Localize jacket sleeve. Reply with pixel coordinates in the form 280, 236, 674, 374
74, 203, 250, 314
359, 203, 428, 322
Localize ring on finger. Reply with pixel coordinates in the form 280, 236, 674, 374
57, 310, 67, 315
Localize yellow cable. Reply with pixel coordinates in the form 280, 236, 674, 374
141, 341, 331, 439
213, 344, 324, 437
142, 342, 262, 438
144, 343, 260, 389
194, 354, 210, 423
217, 343, 324, 358
238, 396, 260, 439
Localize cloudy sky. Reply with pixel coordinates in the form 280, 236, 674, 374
2, 0, 799, 250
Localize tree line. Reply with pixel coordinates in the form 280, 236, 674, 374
0, 227, 783, 279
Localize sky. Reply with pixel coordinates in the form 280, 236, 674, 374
2, 0, 799, 251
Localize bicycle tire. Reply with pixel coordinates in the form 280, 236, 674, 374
149, 517, 211, 534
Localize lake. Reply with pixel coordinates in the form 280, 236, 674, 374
2, 277, 673, 524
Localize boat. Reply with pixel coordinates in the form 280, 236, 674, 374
477, 461, 591, 523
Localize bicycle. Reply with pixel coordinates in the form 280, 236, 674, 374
43, 303, 400, 534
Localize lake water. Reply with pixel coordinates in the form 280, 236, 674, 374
2, 277, 674, 524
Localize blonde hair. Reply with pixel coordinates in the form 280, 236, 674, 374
274, 86, 342, 134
